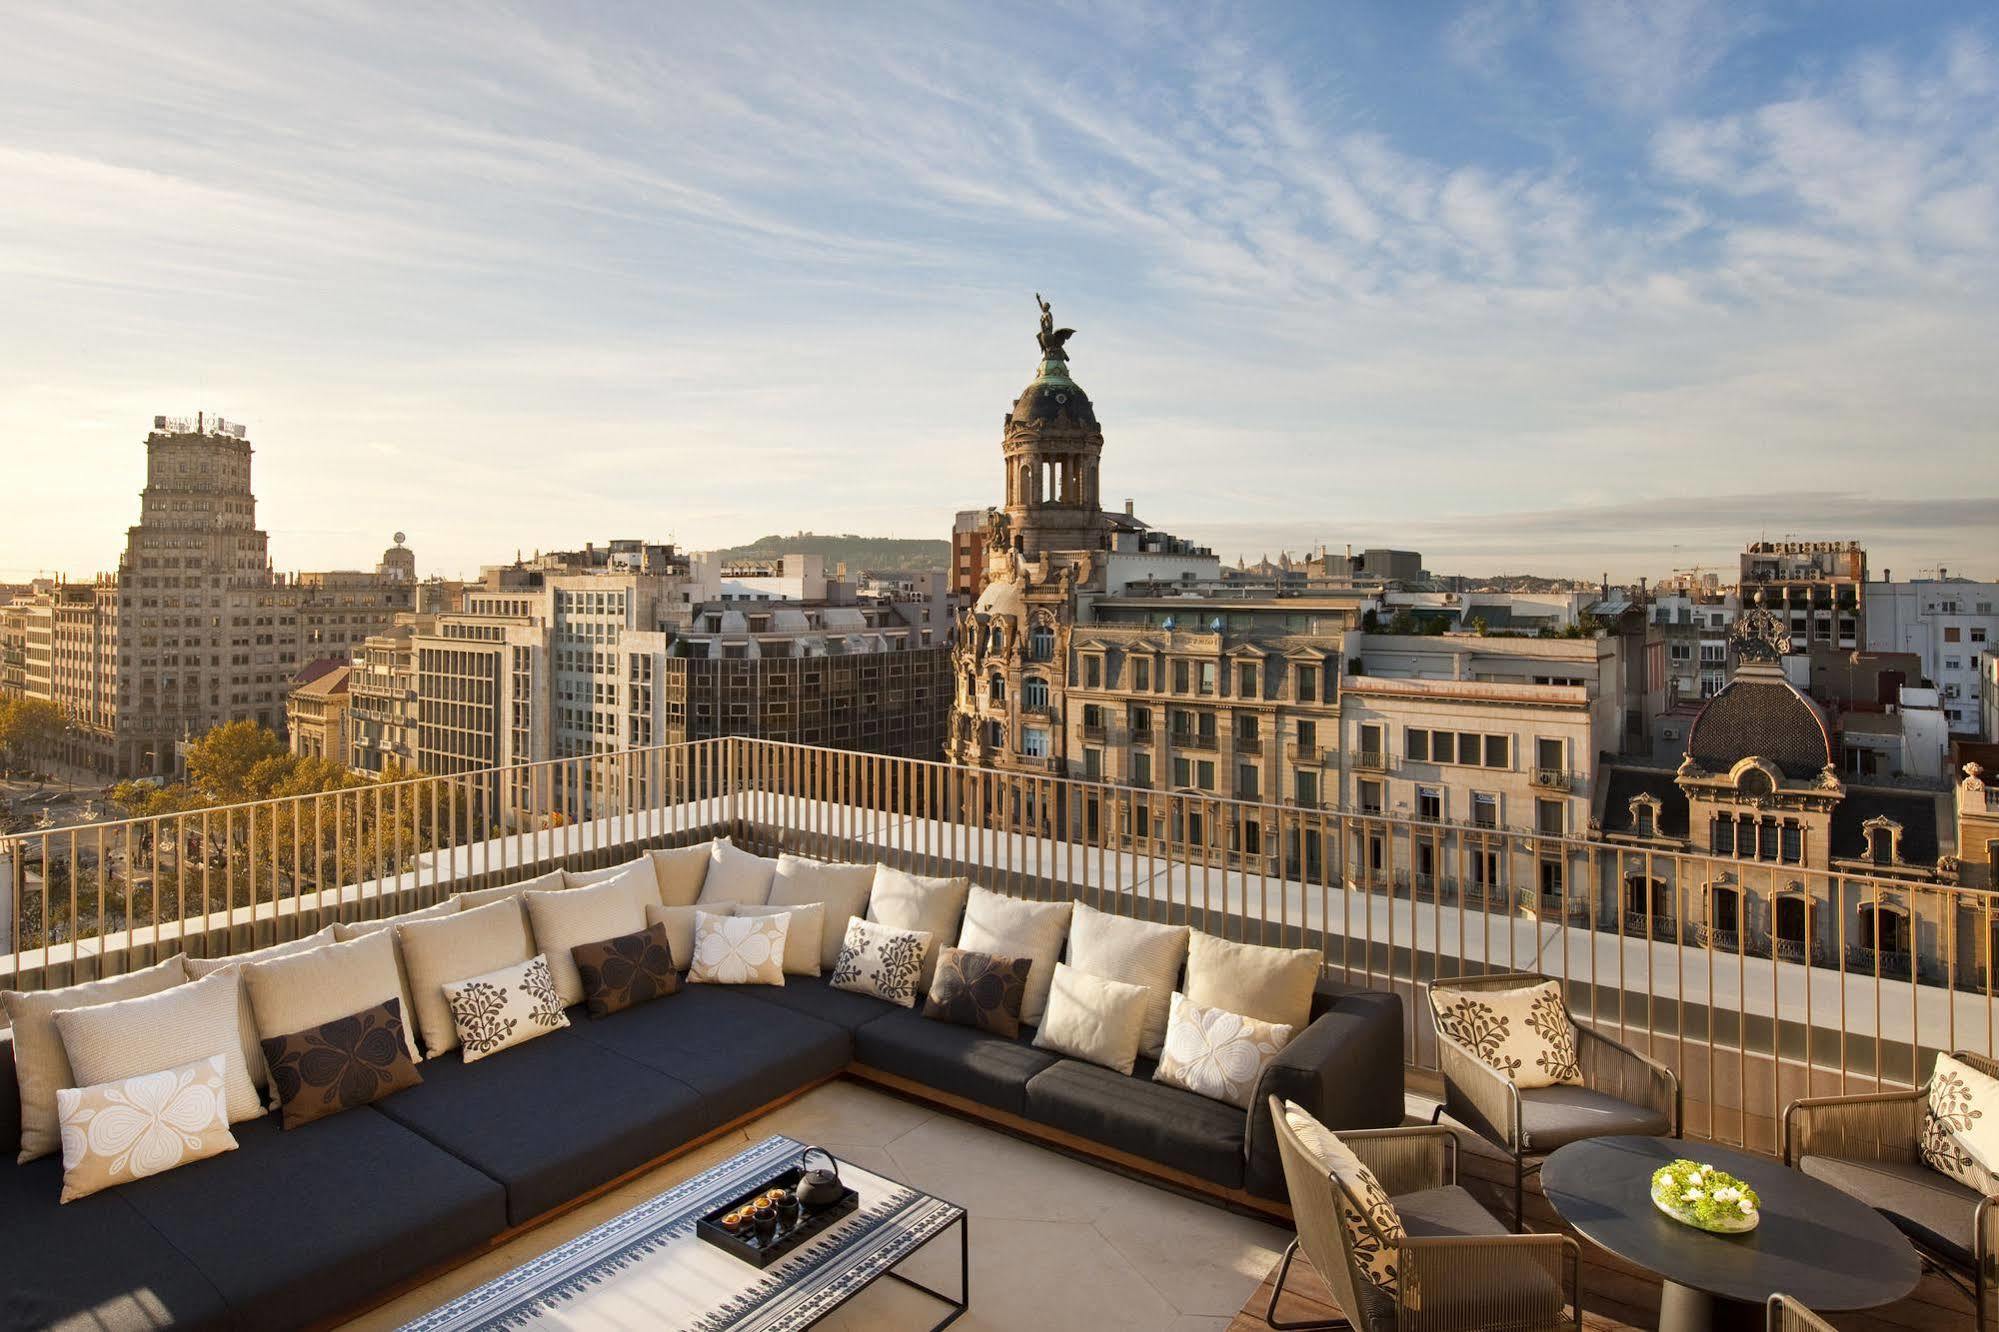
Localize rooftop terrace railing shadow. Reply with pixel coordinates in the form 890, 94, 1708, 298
6, 735, 1997, 1157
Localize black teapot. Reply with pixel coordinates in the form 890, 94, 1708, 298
794, 1146, 845, 1208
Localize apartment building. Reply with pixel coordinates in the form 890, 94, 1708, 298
950, 510, 988, 600
1650, 590, 1738, 703
347, 616, 430, 774
9, 417, 415, 776
1866, 576, 1999, 736
285, 664, 350, 762
1596, 601, 1961, 977
1738, 540, 1866, 652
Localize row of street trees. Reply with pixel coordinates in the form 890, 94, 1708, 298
0, 697, 67, 774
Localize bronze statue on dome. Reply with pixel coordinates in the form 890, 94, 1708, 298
1035, 293, 1075, 359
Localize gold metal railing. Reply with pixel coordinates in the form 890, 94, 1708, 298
5, 735, 1997, 1157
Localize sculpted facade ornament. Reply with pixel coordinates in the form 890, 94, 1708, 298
1731, 590, 1794, 664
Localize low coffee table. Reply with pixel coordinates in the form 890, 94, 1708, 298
401, 1135, 967, 1331
1541, 1135, 1917, 1332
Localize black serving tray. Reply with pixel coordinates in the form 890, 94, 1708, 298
695, 1165, 861, 1269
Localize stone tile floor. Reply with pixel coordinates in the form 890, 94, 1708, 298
343, 1079, 1290, 1331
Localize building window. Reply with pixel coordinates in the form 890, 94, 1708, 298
1084, 748, 1102, 780
1295, 770, 1318, 805
1297, 719, 1317, 752
1238, 663, 1257, 697
1238, 764, 1259, 799
1173, 660, 1190, 693
1023, 676, 1049, 711
1029, 624, 1055, 661
1173, 756, 1192, 788
1198, 662, 1216, 695
1238, 713, 1260, 742
1710, 885, 1739, 936
1022, 726, 1049, 758
1129, 704, 1151, 737
1084, 656, 1101, 688
1471, 792, 1497, 828
1132, 752, 1152, 787
1133, 657, 1151, 691
1633, 803, 1655, 837
1357, 779, 1382, 814
1416, 787, 1441, 821
1775, 896, 1807, 950
1196, 760, 1215, 790
1536, 798, 1563, 836
1296, 664, 1318, 701
1406, 728, 1429, 762
989, 675, 1005, 703
1781, 822, 1802, 864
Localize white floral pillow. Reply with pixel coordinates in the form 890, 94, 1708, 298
687, 910, 789, 986
1429, 980, 1583, 1089
1921, 1052, 1999, 1193
1154, 993, 1295, 1109
829, 916, 932, 1007
443, 954, 569, 1064
57, 1055, 239, 1203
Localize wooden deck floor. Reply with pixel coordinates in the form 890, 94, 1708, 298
1229, 1122, 1973, 1331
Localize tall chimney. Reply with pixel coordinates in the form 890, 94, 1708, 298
1124, 499, 1134, 517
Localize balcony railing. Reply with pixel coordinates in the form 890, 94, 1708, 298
1529, 767, 1572, 791
1232, 733, 1263, 753
1080, 723, 1108, 742
1174, 732, 1218, 751
4, 735, 1996, 1159
1351, 750, 1390, 771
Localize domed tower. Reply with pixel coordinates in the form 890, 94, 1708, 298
1001, 294, 1106, 558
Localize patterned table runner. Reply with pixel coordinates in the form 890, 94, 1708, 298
401, 1135, 962, 1332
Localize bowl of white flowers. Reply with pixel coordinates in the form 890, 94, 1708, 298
1650, 1159, 1761, 1234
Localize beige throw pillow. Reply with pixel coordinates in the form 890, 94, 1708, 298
697, 839, 777, 906
456, 867, 566, 911
184, 926, 338, 1094
646, 901, 731, 971
867, 865, 970, 991
5, 955, 189, 1163
1032, 963, 1150, 1075
564, 857, 650, 890
687, 910, 790, 986
768, 855, 876, 968
1182, 931, 1319, 1034
333, 898, 459, 938
1065, 903, 1189, 1059
398, 897, 535, 1055
1155, 993, 1295, 1109
1430, 980, 1583, 1090
54, 968, 263, 1127
57, 1055, 238, 1204
1922, 1052, 1999, 1194
647, 842, 713, 907
829, 917, 932, 1007
524, 864, 658, 1006
443, 955, 569, 1064
738, 903, 825, 976
1283, 1100, 1405, 1301
242, 928, 420, 1076
956, 886, 1072, 1027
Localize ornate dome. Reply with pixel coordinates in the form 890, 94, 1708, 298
1686, 667, 1833, 780
1011, 355, 1097, 428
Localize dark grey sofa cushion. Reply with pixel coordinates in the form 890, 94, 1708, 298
1799, 1155, 1981, 1267
1517, 1084, 1673, 1153
725, 976, 902, 1033
115, 1107, 505, 1332
0, 1149, 230, 1332
855, 1007, 1060, 1115
1023, 1057, 1246, 1188
373, 1027, 707, 1224
566, 986, 849, 1126
1245, 988, 1405, 1199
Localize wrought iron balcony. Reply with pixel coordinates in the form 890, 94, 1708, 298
1351, 750, 1390, 771
1530, 767, 1572, 791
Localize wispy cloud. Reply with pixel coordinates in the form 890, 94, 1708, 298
0, 1, 1993, 583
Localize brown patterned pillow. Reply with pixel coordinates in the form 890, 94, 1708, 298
259, 998, 423, 1129
923, 946, 1032, 1037
572, 923, 680, 1017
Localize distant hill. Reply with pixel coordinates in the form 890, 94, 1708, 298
712, 532, 951, 575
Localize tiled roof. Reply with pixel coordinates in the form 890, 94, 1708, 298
1599, 765, 1690, 838
1687, 667, 1832, 780
1830, 788, 1945, 866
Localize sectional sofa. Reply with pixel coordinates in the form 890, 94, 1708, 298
0, 850, 1402, 1332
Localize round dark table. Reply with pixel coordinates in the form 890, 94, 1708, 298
1541, 1136, 1919, 1332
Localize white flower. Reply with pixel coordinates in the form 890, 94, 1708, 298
1683, 1190, 1704, 1203
1738, 1199, 1754, 1214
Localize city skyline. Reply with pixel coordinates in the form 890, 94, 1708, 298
5, 2, 1998, 583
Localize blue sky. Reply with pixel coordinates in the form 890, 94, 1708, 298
3, 1, 1995, 582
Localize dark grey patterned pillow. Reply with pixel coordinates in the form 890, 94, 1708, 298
829, 917, 931, 1007
923, 947, 1031, 1037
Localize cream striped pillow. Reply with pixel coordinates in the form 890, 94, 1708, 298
53, 968, 264, 1127
1065, 903, 1190, 1059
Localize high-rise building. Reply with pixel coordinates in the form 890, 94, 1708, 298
12, 415, 416, 776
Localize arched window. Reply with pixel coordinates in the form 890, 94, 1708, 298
1774, 895, 1807, 947
1029, 624, 1055, 662
1023, 676, 1049, 711
987, 624, 1004, 655
1709, 885, 1739, 935
1856, 905, 1908, 956
989, 675, 1005, 704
